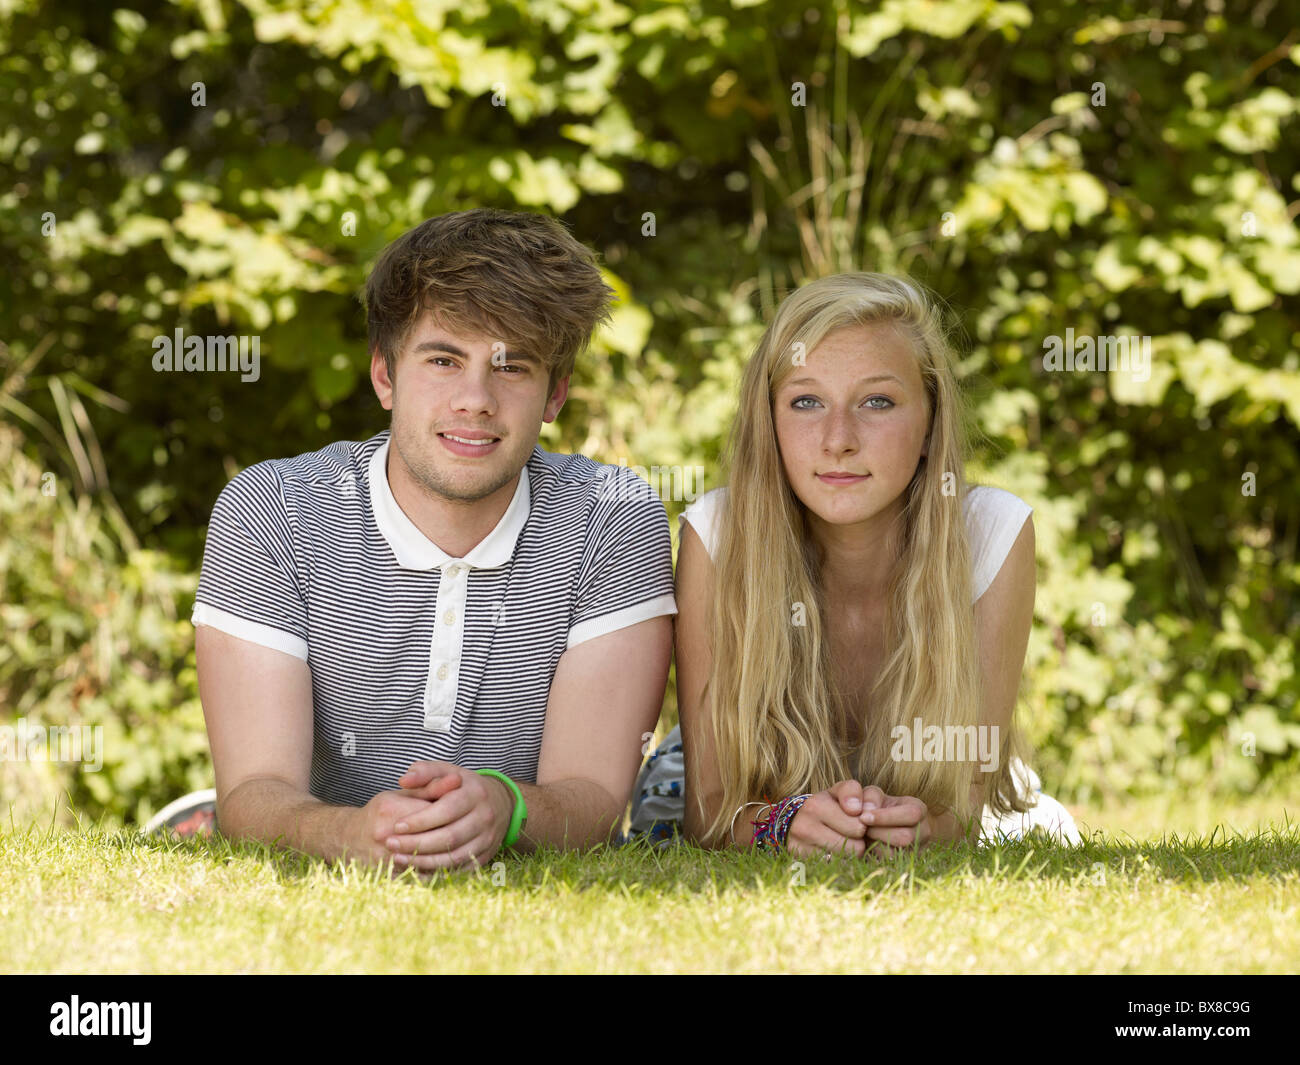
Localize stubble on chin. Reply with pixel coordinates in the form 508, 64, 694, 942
425, 465, 516, 504
396, 432, 524, 505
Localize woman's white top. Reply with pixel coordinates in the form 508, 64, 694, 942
678, 484, 1033, 603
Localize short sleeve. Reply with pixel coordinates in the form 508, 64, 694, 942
566, 470, 678, 648
965, 487, 1033, 603
678, 487, 727, 560
191, 462, 310, 661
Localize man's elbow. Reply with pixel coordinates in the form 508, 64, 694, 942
568, 777, 626, 845
215, 774, 303, 838
592, 779, 628, 837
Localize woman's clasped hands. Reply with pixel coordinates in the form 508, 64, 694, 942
783, 781, 933, 861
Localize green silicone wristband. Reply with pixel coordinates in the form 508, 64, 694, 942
477, 769, 527, 847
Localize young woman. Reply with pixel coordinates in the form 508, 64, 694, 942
628, 273, 1082, 856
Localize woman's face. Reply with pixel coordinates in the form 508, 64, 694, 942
772, 321, 931, 529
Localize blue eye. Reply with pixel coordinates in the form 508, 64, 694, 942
790, 395, 894, 410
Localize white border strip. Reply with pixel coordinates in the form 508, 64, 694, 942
191, 602, 310, 661
566, 593, 678, 649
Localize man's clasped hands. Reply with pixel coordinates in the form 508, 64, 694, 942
347, 761, 515, 877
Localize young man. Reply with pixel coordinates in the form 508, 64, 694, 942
190, 209, 676, 874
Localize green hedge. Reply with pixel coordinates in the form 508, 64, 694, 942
0, 419, 210, 827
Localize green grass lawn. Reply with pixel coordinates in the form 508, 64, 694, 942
3, 789, 1298, 974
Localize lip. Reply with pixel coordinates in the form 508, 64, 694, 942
816, 472, 871, 485
438, 431, 502, 458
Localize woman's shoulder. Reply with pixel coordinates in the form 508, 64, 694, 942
679, 486, 729, 559
678, 482, 1032, 585
964, 483, 1032, 521
963, 484, 1034, 601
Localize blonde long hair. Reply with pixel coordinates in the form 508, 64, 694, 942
699, 272, 1035, 846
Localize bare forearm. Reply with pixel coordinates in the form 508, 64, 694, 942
928, 785, 986, 844
219, 777, 358, 862
682, 792, 756, 851
509, 778, 624, 852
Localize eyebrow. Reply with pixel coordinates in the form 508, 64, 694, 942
783, 373, 904, 388
412, 339, 540, 364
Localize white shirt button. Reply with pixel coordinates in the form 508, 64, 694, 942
436, 663, 449, 681
443, 609, 456, 625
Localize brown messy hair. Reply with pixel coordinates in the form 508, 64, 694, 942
364, 208, 616, 390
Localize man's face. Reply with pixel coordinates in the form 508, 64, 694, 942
772, 321, 930, 529
372, 310, 568, 503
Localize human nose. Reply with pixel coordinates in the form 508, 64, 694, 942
820, 404, 860, 456
448, 360, 497, 417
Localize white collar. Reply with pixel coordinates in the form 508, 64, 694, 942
368, 435, 530, 571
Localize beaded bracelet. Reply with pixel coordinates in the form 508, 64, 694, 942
752, 794, 811, 853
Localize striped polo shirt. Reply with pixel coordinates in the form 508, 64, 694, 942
191, 429, 678, 807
